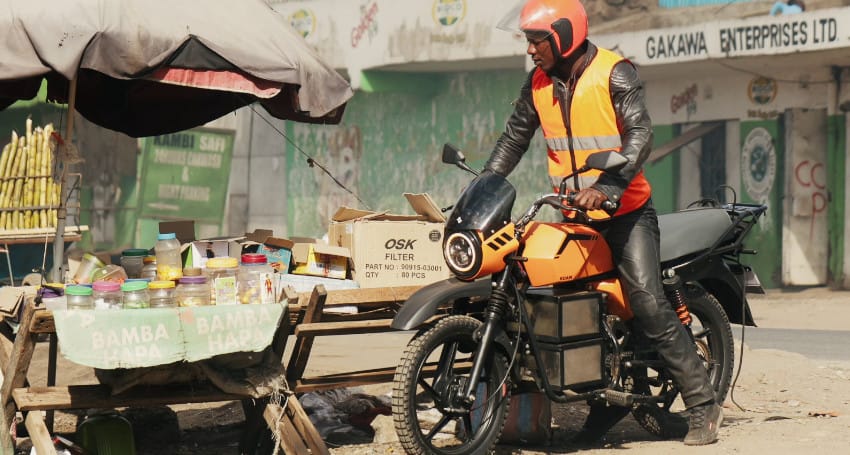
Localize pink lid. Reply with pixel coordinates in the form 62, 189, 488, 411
92, 280, 121, 292
241, 253, 268, 264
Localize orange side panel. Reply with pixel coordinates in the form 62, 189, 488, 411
592, 278, 633, 321
520, 222, 616, 286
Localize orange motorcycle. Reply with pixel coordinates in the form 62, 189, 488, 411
390, 144, 767, 454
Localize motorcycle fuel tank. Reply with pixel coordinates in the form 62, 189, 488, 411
520, 221, 615, 287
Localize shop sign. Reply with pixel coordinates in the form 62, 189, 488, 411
741, 127, 777, 202
351, 0, 379, 48
748, 76, 778, 105
139, 128, 234, 224
433, 0, 466, 27
289, 9, 317, 38
598, 8, 849, 66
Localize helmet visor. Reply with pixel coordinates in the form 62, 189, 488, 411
496, 0, 558, 36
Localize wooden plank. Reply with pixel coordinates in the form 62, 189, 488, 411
286, 285, 327, 383
29, 309, 55, 334
284, 395, 330, 455
296, 285, 421, 307
264, 403, 309, 455
294, 314, 441, 337
1, 301, 37, 453
294, 319, 396, 337
294, 361, 472, 393
25, 410, 57, 455
12, 384, 256, 411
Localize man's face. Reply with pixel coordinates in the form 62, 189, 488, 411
525, 30, 556, 72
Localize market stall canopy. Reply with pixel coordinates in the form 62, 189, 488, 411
0, 0, 353, 137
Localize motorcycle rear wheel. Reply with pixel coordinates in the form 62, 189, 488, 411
631, 284, 734, 438
392, 315, 511, 455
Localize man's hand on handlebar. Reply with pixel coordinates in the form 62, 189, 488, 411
572, 187, 608, 211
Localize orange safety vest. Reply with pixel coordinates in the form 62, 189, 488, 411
531, 47, 651, 218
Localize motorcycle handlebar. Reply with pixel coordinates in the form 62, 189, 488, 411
563, 192, 619, 215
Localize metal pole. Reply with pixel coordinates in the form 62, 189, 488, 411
51, 78, 77, 283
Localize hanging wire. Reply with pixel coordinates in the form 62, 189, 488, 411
247, 105, 372, 211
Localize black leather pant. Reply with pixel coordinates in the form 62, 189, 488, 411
594, 200, 716, 409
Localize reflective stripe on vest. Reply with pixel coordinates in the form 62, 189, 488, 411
531, 47, 651, 217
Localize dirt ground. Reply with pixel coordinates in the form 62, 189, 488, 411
14, 287, 850, 454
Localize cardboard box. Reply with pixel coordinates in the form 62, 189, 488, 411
291, 240, 350, 279
328, 193, 450, 288
246, 230, 294, 273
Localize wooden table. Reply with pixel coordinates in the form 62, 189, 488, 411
0, 283, 431, 454
0, 289, 326, 455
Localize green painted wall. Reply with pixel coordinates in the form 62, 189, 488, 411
827, 114, 846, 287
646, 124, 678, 214
739, 120, 784, 289
285, 69, 555, 237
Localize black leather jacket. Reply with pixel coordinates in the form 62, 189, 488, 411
484, 41, 653, 204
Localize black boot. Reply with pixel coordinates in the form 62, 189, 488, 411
571, 402, 631, 444
683, 401, 723, 445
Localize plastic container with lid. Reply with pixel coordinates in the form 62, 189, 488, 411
120, 248, 149, 279
90, 264, 128, 283
38, 284, 66, 311
155, 233, 183, 281
175, 276, 211, 307
66, 285, 94, 310
205, 257, 239, 305
121, 280, 150, 309
73, 253, 105, 284
238, 253, 276, 304
149, 280, 177, 308
140, 256, 158, 281
92, 280, 123, 310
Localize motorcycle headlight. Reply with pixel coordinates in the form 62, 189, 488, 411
444, 231, 481, 279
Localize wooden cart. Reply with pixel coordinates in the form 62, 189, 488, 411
0, 284, 425, 454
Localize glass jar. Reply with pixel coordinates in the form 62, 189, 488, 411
92, 280, 123, 310
176, 276, 211, 307
121, 280, 150, 309
141, 256, 158, 281
66, 285, 94, 309
149, 280, 177, 308
238, 253, 276, 304
120, 248, 148, 279
205, 257, 239, 305
155, 233, 183, 281
74, 253, 105, 284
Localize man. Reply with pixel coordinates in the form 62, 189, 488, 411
486, 0, 722, 446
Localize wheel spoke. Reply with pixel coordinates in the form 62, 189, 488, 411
433, 341, 459, 390
418, 377, 440, 402
425, 414, 451, 441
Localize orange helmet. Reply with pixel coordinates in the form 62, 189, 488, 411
517, 0, 588, 59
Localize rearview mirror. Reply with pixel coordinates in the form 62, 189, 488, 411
442, 143, 466, 165
584, 150, 629, 172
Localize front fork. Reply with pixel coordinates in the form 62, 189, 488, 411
458, 272, 513, 405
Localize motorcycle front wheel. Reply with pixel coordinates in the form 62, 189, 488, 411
392, 315, 510, 455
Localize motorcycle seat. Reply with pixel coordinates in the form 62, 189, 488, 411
658, 207, 733, 263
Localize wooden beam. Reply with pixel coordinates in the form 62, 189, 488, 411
1, 300, 38, 453
296, 285, 421, 308
294, 360, 472, 393
12, 384, 255, 411
286, 286, 327, 383
29, 309, 55, 334
283, 396, 329, 455
294, 315, 441, 337
264, 404, 309, 455
647, 121, 724, 164
25, 411, 57, 455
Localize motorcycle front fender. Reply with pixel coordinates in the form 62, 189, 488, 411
391, 278, 491, 331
